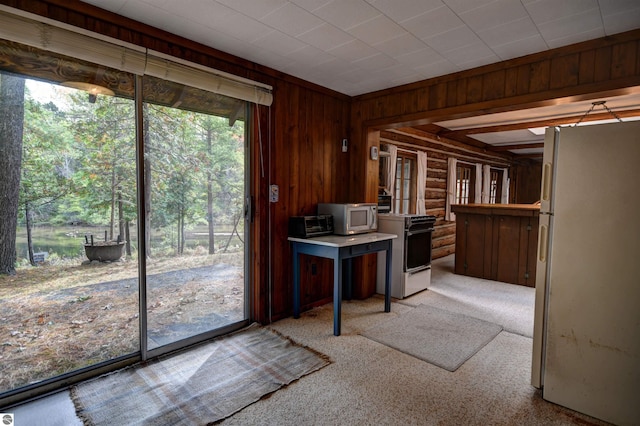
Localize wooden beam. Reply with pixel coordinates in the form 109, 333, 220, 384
488, 143, 545, 152
440, 108, 640, 138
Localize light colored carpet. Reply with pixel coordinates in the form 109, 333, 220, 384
71, 324, 329, 425
362, 304, 503, 371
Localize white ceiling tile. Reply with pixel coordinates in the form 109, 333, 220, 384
159, 0, 234, 26
352, 52, 398, 71
491, 34, 548, 60
296, 23, 354, 51
262, 3, 325, 37
390, 73, 429, 87
312, 0, 381, 31
401, 6, 465, 40
370, 64, 422, 85
315, 58, 358, 75
545, 27, 605, 49
373, 33, 427, 58
326, 39, 380, 61
443, 41, 498, 67
413, 58, 458, 78
286, 45, 339, 66
537, 8, 603, 45
424, 25, 481, 54
524, 0, 599, 25
84, 0, 127, 12
82, 0, 640, 96
443, 0, 495, 14
395, 47, 446, 68
290, 0, 334, 12
598, 0, 640, 15
459, 0, 529, 32
477, 16, 540, 48
215, 0, 289, 20
602, 6, 640, 35
206, 12, 274, 43
366, 0, 444, 23
347, 14, 408, 45
251, 30, 308, 55
337, 67, 370, 84
249, 48, 297, 70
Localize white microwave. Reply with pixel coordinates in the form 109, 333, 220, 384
317, 203, 377, 235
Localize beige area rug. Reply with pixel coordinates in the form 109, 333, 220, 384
362, 304, 502, 372
71, 324, 330, 425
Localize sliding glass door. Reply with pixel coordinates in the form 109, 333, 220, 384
142, 77, 248, 351
0, 71, 140, 396
0, 34, 250, 403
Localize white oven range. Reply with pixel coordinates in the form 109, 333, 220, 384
376, 213, 435, 299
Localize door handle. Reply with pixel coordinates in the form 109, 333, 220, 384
538, 224, 548, 263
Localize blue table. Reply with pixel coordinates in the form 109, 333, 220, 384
289, 232, 397, 336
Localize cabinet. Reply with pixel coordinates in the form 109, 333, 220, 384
451, 204, 539, 287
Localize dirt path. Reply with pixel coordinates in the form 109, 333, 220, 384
0, 261, 244, 393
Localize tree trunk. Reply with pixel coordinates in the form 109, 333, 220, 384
0, 74, 25, 275
26, 202, 35, 266
109, 162, 116, 240
118, 186, 124, 241
206, 127, 215, 254
125, 220, 131, 256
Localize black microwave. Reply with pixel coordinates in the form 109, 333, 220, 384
288, 215, 334, 238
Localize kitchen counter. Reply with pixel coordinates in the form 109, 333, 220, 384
451, 204, 539, 286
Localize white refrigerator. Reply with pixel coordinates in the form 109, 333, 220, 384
531, 122, 640, 425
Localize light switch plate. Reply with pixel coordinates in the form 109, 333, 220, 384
270, 184, 279, 203
370, 146, 379, 160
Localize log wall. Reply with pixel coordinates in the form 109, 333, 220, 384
380, 128, 517, 260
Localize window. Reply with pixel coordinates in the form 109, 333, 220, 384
394, 153, 416, 214
455, 163, 476, 204
489, 169, 503, 204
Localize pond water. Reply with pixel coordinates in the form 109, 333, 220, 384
15, 224, 243, 261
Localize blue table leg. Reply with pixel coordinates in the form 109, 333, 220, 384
293, 242, 300, 319
334, 253, 342, 336
384, 245, 392, 313
344, 258, 353, 300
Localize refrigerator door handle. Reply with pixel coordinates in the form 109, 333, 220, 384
538, 224, 548, 262
541, 163, 552, 203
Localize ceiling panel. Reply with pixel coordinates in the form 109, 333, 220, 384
79, 0, 640, 97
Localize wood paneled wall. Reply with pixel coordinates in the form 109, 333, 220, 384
265, 81, 351, 321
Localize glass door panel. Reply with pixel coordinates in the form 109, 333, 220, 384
0, 72, 139, 395
142, 77, 248, 350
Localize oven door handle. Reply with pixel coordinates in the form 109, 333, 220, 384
406, 228, 433, 237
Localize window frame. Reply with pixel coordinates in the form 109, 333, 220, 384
455, 163, 476, 205
394, 152, 417, 214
